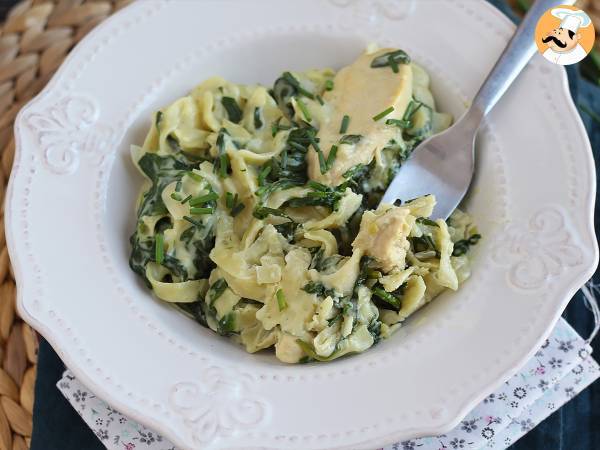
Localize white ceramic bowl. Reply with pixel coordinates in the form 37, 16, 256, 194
6, 1, 598, 449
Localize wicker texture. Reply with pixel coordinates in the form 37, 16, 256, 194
0, 1, 131, 449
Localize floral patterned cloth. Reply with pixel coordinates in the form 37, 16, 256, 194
57, 319, 599, 450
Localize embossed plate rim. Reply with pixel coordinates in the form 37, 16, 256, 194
5, 0, 599, 448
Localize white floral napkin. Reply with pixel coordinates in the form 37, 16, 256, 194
57, 318, 599, 450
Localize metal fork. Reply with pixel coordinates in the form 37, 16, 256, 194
381, 0, 575, 218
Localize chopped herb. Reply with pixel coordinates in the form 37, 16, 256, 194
254, 107, 263, 129
342, 163, 368, 180
182, 215, 203, 227
296, 98, 312, 122
302, 281, 336, 298
217, 313, 236, 335
326, 145, 338, 170
213, 128, 230, 178
253, 206, 290, 220
258, 166, 271, 186
185, 171, 203, 182
317, 147, 327, 174
175, 181, 182, 192
155, 110, 163, 131
189, 192, 219, 206
231, 202, 245, 217
155, 233, 164, 264
325, 79, 334, 91
453, 233, 482, 256
207, 278, 228, 305
284, 180, 345, 210
218, 154, 229, 178
372, 106, 395, 122
316, 94, 324, 105
386, 118, 411, 128
190, 207, 213, 215
373, 287, 401, 309
224, 191, 245, 216
180, 194, 192, 204
339, 114, 350, 134
393, 199, 402, 206
370, 49, 411, 69
255, 179, 303, 203
170, 192, 182, 201
282, 71, 315, 99
221, 96, 243, 123
225, 192, 234, 209
409, 235, 439, 255
276, 289, 287, 311
416, 217, 439, 227
339, 134, 362, 145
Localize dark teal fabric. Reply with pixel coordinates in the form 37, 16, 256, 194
29, 1, 599, 449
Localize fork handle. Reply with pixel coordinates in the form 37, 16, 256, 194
471, 0, 576, 119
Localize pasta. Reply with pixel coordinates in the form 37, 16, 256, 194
129, 48, 480, 363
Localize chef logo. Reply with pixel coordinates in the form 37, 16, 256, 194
535, 5, 595, 66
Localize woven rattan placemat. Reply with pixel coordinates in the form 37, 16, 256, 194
0, 1, 597, 450
0, 2, 131, 448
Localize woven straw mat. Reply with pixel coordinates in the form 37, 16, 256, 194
0, 1, 132, 449
0, 1, 597, 450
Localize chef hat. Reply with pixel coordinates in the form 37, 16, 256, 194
551, 8, 592, 33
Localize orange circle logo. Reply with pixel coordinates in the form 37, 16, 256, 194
535, 5, 595, 66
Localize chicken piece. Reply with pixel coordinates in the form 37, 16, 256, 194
308, 48, 413, 185
352, 204, 415, 272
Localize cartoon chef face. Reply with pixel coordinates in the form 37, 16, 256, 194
542, 27, 581, 53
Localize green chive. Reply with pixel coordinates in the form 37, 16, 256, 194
325, 79, 334, 91
231, 202, 245, 217
170, 192, 182, 201
416, 217, 439, 228
296, 98, 312, 122
386, 118, 411, 128
180, 194, 192, 204
189, 192, 219, 206
221, 96, 243, 123
175, 181, 182, 192
373, 287, 401, 309
372, 106, 395, 122
253, 107, 263, 129
186, 171, 203, 182
258, 166, 271, 186
339, 134, 362, 145
155, 111, 163, 131
219, 154, 229, 178
316, 95, 324, 106
276, 289, 287, 311
339, 114, 350, 134
183, 216, 203, 227
283, 72, 315, 99
225, 192, 234, 209
326, 145, 338, 170
155, 234, 164, 264
317, 150, 327, 174
190, 207, 213, 215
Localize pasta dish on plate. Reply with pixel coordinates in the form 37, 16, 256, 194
128, 47, 480, 363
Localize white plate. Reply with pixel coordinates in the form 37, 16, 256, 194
6, 1, 598, 449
